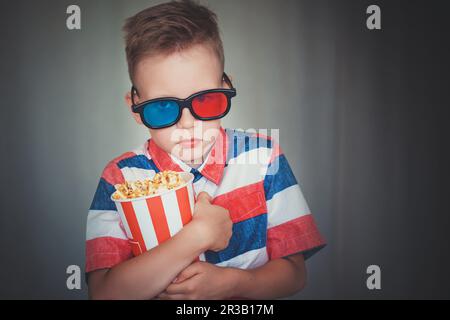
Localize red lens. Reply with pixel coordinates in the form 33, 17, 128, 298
192, 92, 228, 118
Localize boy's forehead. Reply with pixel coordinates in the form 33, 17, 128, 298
134, 44, 223, 99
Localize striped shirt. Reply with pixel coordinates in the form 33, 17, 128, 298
86, 127, 325, 273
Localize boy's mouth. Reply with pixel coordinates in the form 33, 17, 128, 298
179, 138, 202, 148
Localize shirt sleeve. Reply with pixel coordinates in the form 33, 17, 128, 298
85, 161, 133, 273
264, 143, 326, 260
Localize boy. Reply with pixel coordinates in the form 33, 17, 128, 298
86, 0, 325, 300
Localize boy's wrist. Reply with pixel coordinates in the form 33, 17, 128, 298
182, 220, 211, 253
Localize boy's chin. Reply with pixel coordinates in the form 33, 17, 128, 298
179, 155, 205, 168
174, 145, 207, 166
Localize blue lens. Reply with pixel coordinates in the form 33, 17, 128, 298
143, 100, 179, 128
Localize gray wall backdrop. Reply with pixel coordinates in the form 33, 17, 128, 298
1, 0, 449, 299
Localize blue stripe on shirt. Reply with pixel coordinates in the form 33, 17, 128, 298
117, 154, 160, 172
190, 168, 203, 183
225, 129, 272, 163
264, 154, 298, 201
89, 177, 117, 211
204, 214, 267, 264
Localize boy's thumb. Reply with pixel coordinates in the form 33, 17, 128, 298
196, 192, 212, 203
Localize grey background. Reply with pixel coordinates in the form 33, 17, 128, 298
1, 0, 449, 299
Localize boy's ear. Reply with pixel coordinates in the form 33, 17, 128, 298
125, 91, 143, 125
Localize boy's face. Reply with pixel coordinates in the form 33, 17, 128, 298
125, 44, 228, 167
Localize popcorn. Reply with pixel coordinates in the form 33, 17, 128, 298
112, 170, 185, 200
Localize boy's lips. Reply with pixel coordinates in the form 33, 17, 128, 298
179, 138, 202, 148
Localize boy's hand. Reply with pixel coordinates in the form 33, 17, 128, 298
156, 262, 236, 300
191, 192, 233, 252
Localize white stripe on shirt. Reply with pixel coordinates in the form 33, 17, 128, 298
215, 247, 269, 269
86, 210, 127, 241
267, 184, 310, 228
215, 147, 271, 197
119, 167, 156, 182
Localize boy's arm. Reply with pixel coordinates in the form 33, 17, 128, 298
88, 221, 207, 300
157, 253, 306, 300
88, 192, 232, 300
229, 253, 306, 299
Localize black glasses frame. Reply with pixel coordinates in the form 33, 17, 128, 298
131, 72, 236, 129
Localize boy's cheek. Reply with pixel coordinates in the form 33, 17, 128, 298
149, 128, 177, 151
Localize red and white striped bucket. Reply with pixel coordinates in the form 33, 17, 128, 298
112, 172, 205, 261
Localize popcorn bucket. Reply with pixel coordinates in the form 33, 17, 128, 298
111, 172, 205, 261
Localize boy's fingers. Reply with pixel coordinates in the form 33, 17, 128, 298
196, 192, 212, 204
175, 262, 202, 283
165, 281, 192, 295
157, 292, 186, 300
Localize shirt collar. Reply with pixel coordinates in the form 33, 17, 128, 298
147, 127, 228, 185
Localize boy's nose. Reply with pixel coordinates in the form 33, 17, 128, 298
177, 107, 196, 129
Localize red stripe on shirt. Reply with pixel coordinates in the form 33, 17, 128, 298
253, 132, 283, 163
201, 127, 228, 184
85, 237, 133, 273
269, 142, 282, 163
148, 139, 183, 173
101, 152, 136, 185
212, 181, 267, 223
267, 214, 326, 260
